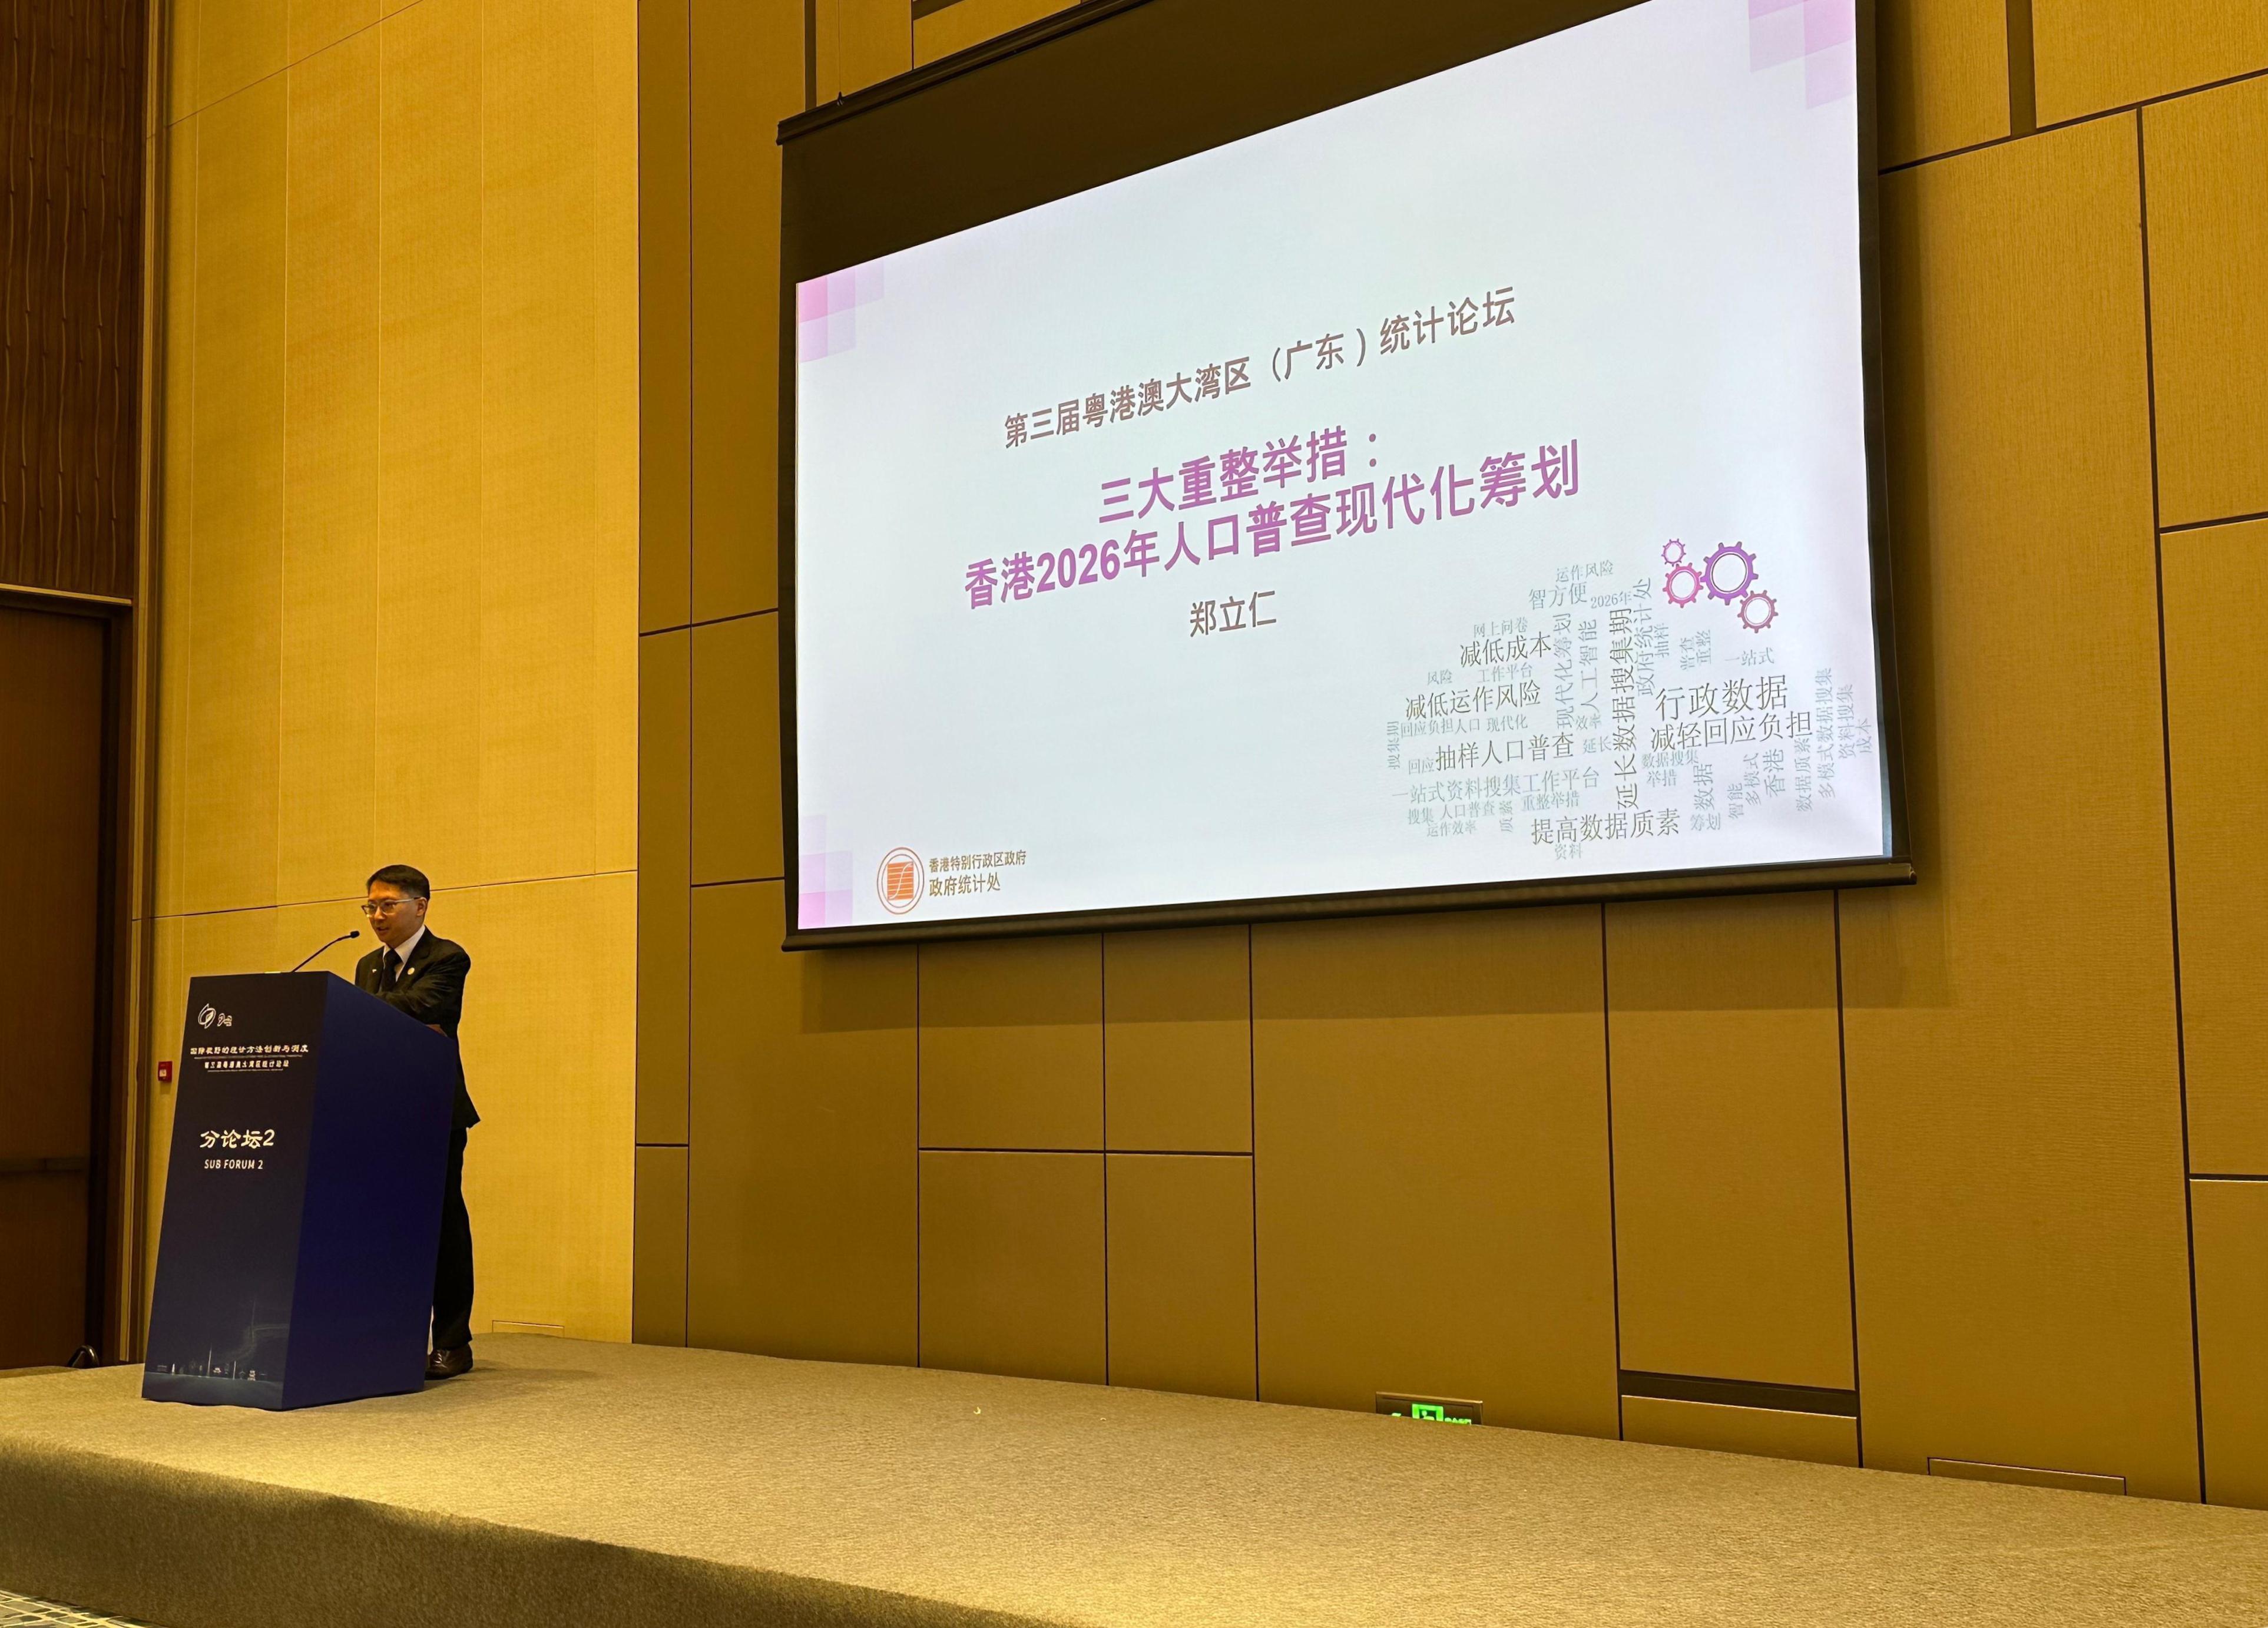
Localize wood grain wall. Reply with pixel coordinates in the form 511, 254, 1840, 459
0, 0, 147, 1364
142, 0, 641, 1346
0, 0, 147, 600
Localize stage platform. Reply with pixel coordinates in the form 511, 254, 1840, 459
4, 1336, 2267, 1628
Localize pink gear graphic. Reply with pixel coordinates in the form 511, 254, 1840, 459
1661, 538, 1687, 566
1739, 590, 1778, 631
1702, 541, 1759, 603
1664, 564, 1703, 607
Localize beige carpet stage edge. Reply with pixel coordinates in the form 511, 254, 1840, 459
2, 1338, 2266, 1628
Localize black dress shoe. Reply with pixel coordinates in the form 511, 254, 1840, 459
425, 1345, 473, 1380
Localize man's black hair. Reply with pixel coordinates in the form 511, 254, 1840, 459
366, 864, 432, 899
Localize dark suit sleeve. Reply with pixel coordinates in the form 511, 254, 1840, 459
380, 944, 469, 1033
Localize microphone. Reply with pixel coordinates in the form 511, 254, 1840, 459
287, 929, 360, 974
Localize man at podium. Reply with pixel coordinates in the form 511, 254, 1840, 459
353, 865, 480, 1380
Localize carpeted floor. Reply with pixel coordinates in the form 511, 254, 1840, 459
2, 1335, 2266, 1628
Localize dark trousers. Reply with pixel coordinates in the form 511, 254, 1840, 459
433, 1124, 475, 1351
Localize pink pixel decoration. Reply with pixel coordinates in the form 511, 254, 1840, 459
797, 262, 886, 362
1749, 0, 1856, 108
798, 817, 856, 927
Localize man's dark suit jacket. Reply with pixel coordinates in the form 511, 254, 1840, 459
355, 931, 479, 1129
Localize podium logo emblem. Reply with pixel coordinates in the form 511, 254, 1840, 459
197, 1004, 233, 1030
877, 848, 923, 915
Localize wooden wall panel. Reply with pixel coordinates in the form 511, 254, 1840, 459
912, 0, 1073, 66
277, 31, 379, 908
638, 629, 693, 1144
1106, 1153, 1255, 1399
2034, 0, 2268, 126
633, 1143, 690, 1346
1253, 909, 1617, 1436
375, 0, 485, 891
2194, 1179, 2268, 1510
1845, 119, 2197, 1498
592, 8, 643, 880
338, 2, 430, 59
687, 0, 799, 623
1607, 893, 1853, 1391
688, 613, 783, 885
1876, 0, 2008, 168
170, 1, 421, 149
288, 0, 378, 67
480, 0, 604, 885
443, 873, 637, 1342
2143, 77, 2268, 531
1622, 1397, 1859, 1468
638, 0, 693, 632
0, 0, 145, 599
181, 75, 287, 916
139, 915, 184, 1327
919, 936, 1103, 1150
168, 0, 203, 122
808, 0, 839, 104
184, 0, 287, 117
153, 117, 199, 921
150, 0, 643, 1353
836, 0, 909, 94
1104, 926, 1250, 1153
921, 1150, 1104, 1384
688, 881, 917, 1364
2163, 518, 2268, 1175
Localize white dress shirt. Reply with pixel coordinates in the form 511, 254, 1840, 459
381, 924, 428, 984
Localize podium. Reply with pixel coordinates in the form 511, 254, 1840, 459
143, 971, 459, 1410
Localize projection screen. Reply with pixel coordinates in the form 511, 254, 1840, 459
780, 0, 1906, 945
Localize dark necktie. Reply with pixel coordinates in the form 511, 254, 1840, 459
382, 948, 402, 992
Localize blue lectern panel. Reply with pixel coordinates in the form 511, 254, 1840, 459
143, 972, 456, 1410
284, 975, 457, 1405
143, 975, 327, 1407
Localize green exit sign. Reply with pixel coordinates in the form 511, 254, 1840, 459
1375, 1392, 1484, 1425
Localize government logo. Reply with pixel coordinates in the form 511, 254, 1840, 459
876, 848, 923, 915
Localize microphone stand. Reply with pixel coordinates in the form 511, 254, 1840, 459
287, 929, 362, 974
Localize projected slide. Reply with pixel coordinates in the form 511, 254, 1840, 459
792, 0, 1888, 934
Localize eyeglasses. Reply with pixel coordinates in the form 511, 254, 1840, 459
359, 899, 419, 916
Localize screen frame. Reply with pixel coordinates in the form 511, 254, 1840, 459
776, 0, 1911, 949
